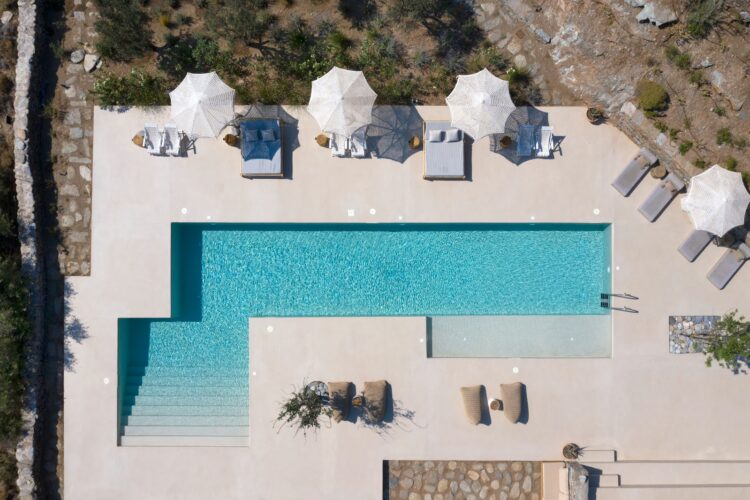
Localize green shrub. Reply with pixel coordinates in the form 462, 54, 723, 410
158, 35, 242, 80
665, 45, 691, 69
94, 0, 153, 62
694, 158, 707, 169
734, 137, 747, 150
337, 0, 376, 29
712, 105, 726, 116
0, 450, 18, 499
689, 71, 703, 85
687, 0, 725, 38
678, 141, 693, 155
724, 156, 737, 170
654, 121, 668, 133
669, 128, 680, 140
637, 80, 669, 112
464, 44, 507, 74
716, 127, 732, 145
92, 70, 169, 106
205, 0, 274, 48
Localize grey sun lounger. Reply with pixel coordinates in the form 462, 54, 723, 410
612, 148, 658, 196
638, 172, 685, 222
423, 121, 465, 180
240, 119, 283, 178
678, 230, 714, 262
707, 242, 750, 289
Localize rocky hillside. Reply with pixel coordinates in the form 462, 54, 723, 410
476, 0, 749, 183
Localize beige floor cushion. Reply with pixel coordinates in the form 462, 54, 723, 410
364, 380, 388, 422
460, 385, 483, 425
501, 382, 522, 423
327, 381, 352, 423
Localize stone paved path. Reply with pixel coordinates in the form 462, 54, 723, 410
54, 0, 99, 276
387, 460, 542, 500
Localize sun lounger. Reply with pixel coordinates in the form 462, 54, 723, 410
350, 126, 367, 158
163, 123, 180, 156
363, 380, 387, 423
327, 381, 353, 423
240, 119, 283, 178
143, 123, 162, 155
460, 385, 483, 425
612, 148, 658, 196
638, 172, 685, 222
500, 382, 522, 424
423, 121, 465, 179
536, 126, 554, 158
678, 230, 714, 262
330, 133, 348, 157
707, 242, 750, 289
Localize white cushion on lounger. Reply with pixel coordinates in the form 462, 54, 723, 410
445, 128, 461, 142
428, 130, 443, 143
245, 129, 258, 141
261, 129, 275, 141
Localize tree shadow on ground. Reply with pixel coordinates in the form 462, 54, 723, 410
63, 281, 88, 373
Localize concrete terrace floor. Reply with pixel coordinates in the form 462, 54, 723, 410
65, 106, 750, 499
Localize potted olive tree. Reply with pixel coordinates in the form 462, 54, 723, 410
275, 382, 332, 436
586, 107, 605, 124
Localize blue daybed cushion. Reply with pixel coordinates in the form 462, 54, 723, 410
261, 129, 275, 141
244, 129, 259, 142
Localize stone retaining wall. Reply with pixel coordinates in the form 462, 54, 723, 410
386, 460, 542, 500
12, 0, 44, 498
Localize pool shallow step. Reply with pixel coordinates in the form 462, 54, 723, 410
126, 405, 248, 417
124, 384, 248, 397
126, 366, 249, 378
124, 394, 248, 407
123, 415, 248, 426
121, 425, 249, 437
125, 375, 248, 387
119, 435, 248, 447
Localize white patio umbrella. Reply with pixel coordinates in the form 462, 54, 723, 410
169, 72, 235, 138
681, 165, 750, 236
446, 68, 516, 140
307, 67, 377, 137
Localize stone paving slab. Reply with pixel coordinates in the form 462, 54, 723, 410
669, 315, 721, 354
386, 460, 542, 500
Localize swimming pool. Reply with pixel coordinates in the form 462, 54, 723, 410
118, 223, 611, 443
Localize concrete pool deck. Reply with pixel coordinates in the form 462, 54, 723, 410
64, 106, 750, 499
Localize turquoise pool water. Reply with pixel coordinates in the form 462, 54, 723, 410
121, 223, 610, 369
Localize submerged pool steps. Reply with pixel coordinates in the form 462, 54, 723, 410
120, 365, 249, 447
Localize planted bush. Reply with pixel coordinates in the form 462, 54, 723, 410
637, 80, 669, 113
94, 0, 152, 62
686, 0, 725, 38
93, 70, 169, 107
716, 127, 732, 145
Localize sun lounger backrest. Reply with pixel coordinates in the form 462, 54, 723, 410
501, 382, 522, 423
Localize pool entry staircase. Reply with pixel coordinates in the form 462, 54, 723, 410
119, 364, 249, 446
118, 318, 249, 446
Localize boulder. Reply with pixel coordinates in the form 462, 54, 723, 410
1, 10, 12, 25
70, 49, 85, 64
83, 53, 100, 72
636, 2, 678, 27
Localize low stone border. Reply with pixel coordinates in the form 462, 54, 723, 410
12, 1, 44, 498
386, 460, 542, 500
669, 315, 720, 354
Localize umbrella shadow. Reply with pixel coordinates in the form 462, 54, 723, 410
489, 105, 550, 166
367, 105, 424, 164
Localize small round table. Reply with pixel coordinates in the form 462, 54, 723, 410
306, 381, 328, 400
316, 134, 330, 148
650, 165, 667, 179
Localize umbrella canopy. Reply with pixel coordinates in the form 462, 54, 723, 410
446, 68, 516, 139
307, 67, 377, 137
368, 106, 424, 163
170, 72, 235, 138
489, 106, 549, 165
681, 165, 750, 236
